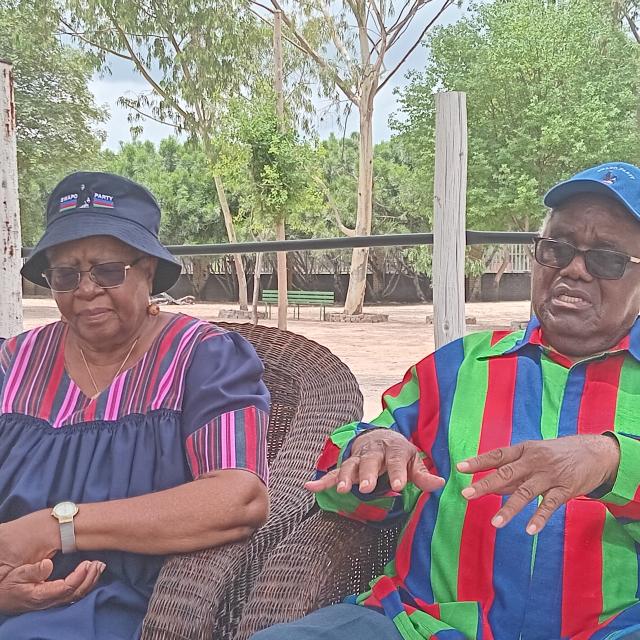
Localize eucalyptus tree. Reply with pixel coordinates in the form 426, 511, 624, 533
60, 0, 275, 308
250, 0, 455, 314
0, 0, 105, 244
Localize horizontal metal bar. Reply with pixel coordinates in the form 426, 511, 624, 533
21, 230, 537, 258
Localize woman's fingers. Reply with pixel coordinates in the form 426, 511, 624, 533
65, 561, 106, 602
34, 561, 105, 610
58, 561, 92, 592
10, 559, 53, 584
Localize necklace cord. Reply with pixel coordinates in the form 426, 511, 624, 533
80, 337, 140, 397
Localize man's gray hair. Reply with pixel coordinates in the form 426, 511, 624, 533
539, 210, 553, 234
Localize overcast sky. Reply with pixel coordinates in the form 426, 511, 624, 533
90, 2, 466, 151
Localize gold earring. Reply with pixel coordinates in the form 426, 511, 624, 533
147, 302, 160, 316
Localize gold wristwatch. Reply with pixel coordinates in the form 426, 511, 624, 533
51, 501, 79, 554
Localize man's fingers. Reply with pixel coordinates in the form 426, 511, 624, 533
384, 445, 411, 492
335, 456, 360, 493
461, 462, 525, 500
357, 445, 386, 493
305, 469, 340, 493
526, 489, 569, 535
489, 480, 543, 529
457, 443, 525, 474
408, 456, 445, 493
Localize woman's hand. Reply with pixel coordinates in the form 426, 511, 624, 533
0, 510, 59, 568
306, 429, 445, 494
457, 434, 620, 535
0, 559, 105, 614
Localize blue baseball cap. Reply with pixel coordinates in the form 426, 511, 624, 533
543, 162, 640, 221
21, 171, 182, 295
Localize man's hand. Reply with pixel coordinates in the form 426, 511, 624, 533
457, 434, 620, 535
0, 559, 105, 614
306, 429, 445, 494
0, 510, 60, 568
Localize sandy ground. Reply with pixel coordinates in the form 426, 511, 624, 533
22, 297, 532, 418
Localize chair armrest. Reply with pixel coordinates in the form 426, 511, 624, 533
141, 479, 319, 640
235, 510, 403, 640
140, 541, 248, 640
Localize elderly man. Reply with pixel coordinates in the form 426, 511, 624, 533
252, 162, 640, 640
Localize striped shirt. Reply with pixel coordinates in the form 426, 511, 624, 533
0, 314, 269, 483
316, 317, 640, 639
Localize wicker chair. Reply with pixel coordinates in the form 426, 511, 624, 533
234, 510, 404, 639
140, 321, 364, 640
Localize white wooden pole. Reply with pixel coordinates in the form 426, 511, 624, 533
0, 60, 23, 338
432, 92, 467, 348
273, 10, 288, 331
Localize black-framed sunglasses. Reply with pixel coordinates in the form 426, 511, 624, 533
42, 256, 146, 293
533, 237, 640, 280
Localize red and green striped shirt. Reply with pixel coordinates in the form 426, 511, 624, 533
315, 318, 640, 639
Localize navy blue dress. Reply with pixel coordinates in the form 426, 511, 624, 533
0, 315, 270, 638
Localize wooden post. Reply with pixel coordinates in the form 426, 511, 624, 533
432, 92, 467, 348
273, 10, 288, 331
0, 60, 23, 338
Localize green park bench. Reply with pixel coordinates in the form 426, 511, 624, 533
261, 289, 335, 321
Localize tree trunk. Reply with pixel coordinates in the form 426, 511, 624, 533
191, 255, 210, 299
212, 174, 248, 310
343, 77, 376, 315
276, 217, 288, 330
251, 251, 263, 326
369, 249, 385, 302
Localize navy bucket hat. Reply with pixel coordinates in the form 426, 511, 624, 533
21, 171, 182, 295
544, 162, 640, 220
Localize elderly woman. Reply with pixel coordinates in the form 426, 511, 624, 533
0, 172, 269, 639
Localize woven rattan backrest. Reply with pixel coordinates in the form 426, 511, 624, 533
216, 322, 303, 464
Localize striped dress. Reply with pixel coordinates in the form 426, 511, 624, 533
0, 314, 269, 639
316, 317, 640, 640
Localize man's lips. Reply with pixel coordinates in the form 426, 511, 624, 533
551, 286, 592, 309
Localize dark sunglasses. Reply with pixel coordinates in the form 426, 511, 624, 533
533, 237, 640, 280
42, 256, 145, 293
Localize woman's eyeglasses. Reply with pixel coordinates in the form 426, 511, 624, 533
42, 257, 145, 293
533, 237, 640, 280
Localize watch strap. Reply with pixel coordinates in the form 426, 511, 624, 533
59, 520, 77, 554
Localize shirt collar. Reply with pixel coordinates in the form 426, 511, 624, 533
480, 315, 640, 364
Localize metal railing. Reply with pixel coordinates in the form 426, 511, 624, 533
23, 231, 537, 258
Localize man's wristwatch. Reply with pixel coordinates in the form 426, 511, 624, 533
51, 501, 79, 554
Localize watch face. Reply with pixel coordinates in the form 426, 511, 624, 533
54, 501, 77, 518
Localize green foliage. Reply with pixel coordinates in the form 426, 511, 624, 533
395, 0, 640, 237
0, 0, 105, 244
215, 100, 324, 238
61, 0, 269, 139
99, 139, 225, 245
